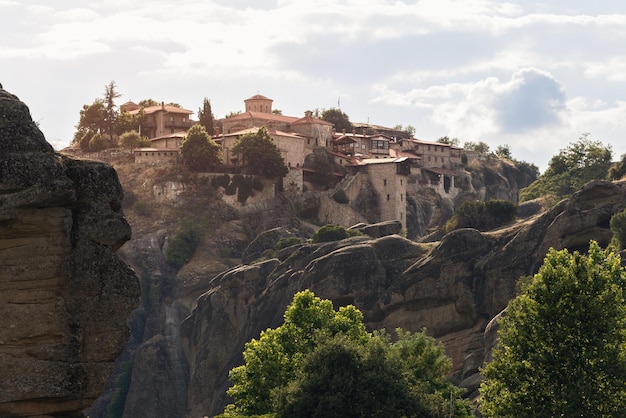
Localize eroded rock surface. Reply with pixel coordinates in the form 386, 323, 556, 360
182, 179, 626, 417
0, 86, 140, 416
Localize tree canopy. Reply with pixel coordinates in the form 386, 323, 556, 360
231, 127, 288, 179
520, 134, 612, 201
321, 108, 353, 133
198, 97, 215, 135
180, 124, 222, 171
220, 290, 471, 418
479, 241, 626, 417
118, 130, 149, 150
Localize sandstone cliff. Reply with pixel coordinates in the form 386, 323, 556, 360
0, 86, 140, 416
181, 180, 626, 417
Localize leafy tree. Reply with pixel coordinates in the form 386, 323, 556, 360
165, 218, 202, 270
222, 291, 470, 418
119, 130, 149, 150
88, 133, 108, 151
321, 108, 353, 133
446, 200, 517, 232
115, 108, 146, 136
74, 100, 106, 143
232, 127, 288, 179
138, 98, 159, 107
463, 140, 490, 154
520, 135, 612, 201
495, 144, 512, 159
610, 208, 626, 250
180, 124, 222, 171
224, 290, 369, 416
198, 97, 215, 135
608, 153, 626, 180
437, 136, 460, 146
479, 241, 626, 417
103, 80, 121, 142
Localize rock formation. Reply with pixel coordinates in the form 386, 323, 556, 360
181, 180, 626, 417
0, 86, 140, 416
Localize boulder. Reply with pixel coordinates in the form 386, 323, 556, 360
0, 86, 140, 416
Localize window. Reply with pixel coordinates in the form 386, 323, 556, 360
387, 194, 390, 201
400, 194, 403, 201
400, 179, 403, 185
384, 179, 387, 186
169, 116, 174, 122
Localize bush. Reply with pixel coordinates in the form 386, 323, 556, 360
485, 199, 518, 224
212, 174, 231, 189
225, 181, 237, 196
165, 220, 202, 269
311, 224, 360, 243
252, 176, 264, 191
610, 208, 626, 250
275, 237, 302, 251
449, 200, 518, 232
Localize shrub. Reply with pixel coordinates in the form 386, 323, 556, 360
275, 237, 302, 251
212, 174, 231, 189
485, 199, 518, 224
218, 247, 231, 259
610, 208, 626, 250
225, 181, 237, 196
311, 224, 360, 243
165, 220, 202, 269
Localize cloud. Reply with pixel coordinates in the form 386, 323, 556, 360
494, 68, 567, 132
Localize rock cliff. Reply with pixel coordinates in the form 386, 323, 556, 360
181, 180, 626, 417
0, 86, 140, 416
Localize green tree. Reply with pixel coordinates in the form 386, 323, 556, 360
437, 136, 460, 146
223, 291, 470, 418
321, 108, 353, 133
479, 241, 626, 417
119, 130, 149, 150
180, 124, 223, 171
198, 97, 215, 135
495, 144, 512, 159
463, 140, 490, 154
232, 127, 288, 179
224, 290, 369, 416
608, 153, 626, 181
520, 134, 612, 201
610, 208, 626, 250
103, 80, 121, 142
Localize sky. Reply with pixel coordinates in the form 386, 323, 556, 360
2, 0, 626, 172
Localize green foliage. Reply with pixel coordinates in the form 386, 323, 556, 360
447, 200, 517, 232
119, 130, 149, 150
198, 97, 216, 135
224, 291, 470, 417
232, 127, 288, 179
463, 140, 490, 154
437, 136, 460, 146
212, 174, 231, 189
165, 219, 202, 270
311, 224, 361, 243
88, 133, 109, 151
321, 108, 353, 133
180, 124, 223, 171
479, 242, 626, 417
520, 134, 612, 201
332, 189, 349, 204
274, 237, 303, 251
610, 208, 626, 250
218, 247, 231, 259
495, 144, 512, 159
252, 176, 264, 191
608, 153, 626, 180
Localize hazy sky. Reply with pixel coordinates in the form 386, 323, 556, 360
2, 0, 626, 171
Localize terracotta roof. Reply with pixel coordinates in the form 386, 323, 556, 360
390, 149, 421, 159
149, 131, 187, 141
291, 115, 333, 126
422, 167, 457, 176
221, 111, 298, 124
218, 126, 304, 139
126, 104, 193, 115
134, 147, 179, 152
245, 94, 272, 101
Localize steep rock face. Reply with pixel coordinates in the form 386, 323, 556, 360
0, 87, 140, 416
181, 180, 626, 417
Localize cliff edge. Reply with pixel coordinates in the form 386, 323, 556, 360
0, 86, 140, 417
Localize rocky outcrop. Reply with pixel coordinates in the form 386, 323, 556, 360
181, 179, 626, 417
0, 86, 140, 416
